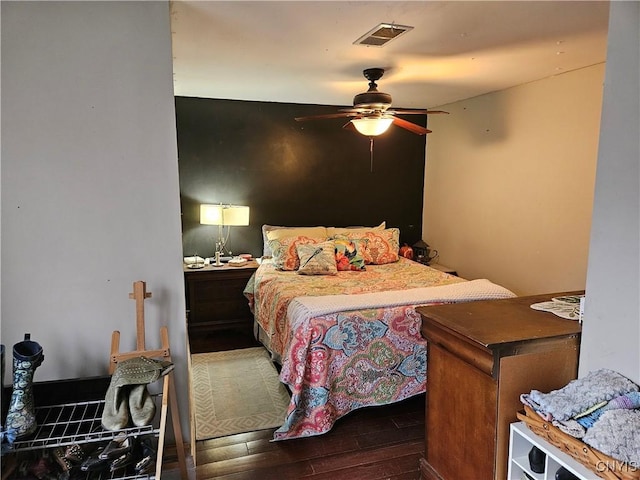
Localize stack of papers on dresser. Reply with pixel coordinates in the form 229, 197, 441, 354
530, 295, 584, 320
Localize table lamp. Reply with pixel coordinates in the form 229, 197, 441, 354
200, 204, 250, 266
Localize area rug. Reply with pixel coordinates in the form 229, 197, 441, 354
190, 347, 290, 441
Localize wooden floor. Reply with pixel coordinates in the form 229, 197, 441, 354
194, 393, 425, 480
188, 330, 426, 480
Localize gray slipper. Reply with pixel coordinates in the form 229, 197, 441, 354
101, 357, 173, 431
101, 383, 130, 431
128, 384, 156, 427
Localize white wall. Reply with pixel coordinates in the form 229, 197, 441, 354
1, 1, 189, 437
580, 2, 639, 383
423, 64, 604, 295
423, 1, 639, 384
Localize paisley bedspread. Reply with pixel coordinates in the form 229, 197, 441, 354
244, 258, 514, 440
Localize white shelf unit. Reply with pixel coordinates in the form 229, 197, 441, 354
508, 422, 601, 480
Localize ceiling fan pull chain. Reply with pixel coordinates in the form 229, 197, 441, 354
370, 137, 374, 172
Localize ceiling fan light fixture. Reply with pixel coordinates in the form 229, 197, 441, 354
351, 117, 393, 136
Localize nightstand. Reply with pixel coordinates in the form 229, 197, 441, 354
183, 261, 258, 336
426, 263, 457, 276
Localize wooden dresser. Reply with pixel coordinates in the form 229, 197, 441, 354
416, 292, 582, 480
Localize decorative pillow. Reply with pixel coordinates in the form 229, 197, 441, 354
296, 241, 338, 275
334, 228, 400, 265
326, 221, 386, 239
334, 238, 367, 271
262, 225, 328, 257
268, 235, 324, 271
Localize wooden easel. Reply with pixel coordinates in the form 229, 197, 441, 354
109, 281, 188, 480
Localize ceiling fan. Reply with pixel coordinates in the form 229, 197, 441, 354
295, 67, 449, 137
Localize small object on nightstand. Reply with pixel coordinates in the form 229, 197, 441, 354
211, 251, 234, 267
399, 244, 414, 260
228, 256, 248, 266
184, 255, 205, 269
413, 240, 438, 264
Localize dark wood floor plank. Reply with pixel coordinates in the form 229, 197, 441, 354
197, 428, 275, 449
392, 407, 425, 428
196, 446, 312, 478
246, 432, 361, 459
308, 440, 424, 474
202, 460, 315, 480
196, 442, 250, 463
355, 423, 424, 450
302, 452, 423, 480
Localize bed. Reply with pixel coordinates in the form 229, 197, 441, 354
244, 224, 515, 440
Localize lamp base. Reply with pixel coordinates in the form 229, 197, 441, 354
209, 251, 234, 267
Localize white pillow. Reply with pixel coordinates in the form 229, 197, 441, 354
261, 225, 328, 257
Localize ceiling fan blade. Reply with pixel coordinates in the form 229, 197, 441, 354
390, 109, 449, 115
295, 112, 358, 121
392, 117, 432, 135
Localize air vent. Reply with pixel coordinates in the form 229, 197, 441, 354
353, 23, 414, 47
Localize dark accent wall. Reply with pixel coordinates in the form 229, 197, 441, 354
176, 96, 427, 258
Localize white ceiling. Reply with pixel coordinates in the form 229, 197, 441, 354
169, 1, 610, 109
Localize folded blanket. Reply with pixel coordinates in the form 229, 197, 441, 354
288, 278, 515, 320
521, 369, 639, 421
553, 418, 587, 439
577, 391, 640, 428
583, 409, 640, 465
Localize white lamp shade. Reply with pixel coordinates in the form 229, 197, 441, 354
351, 117, 393, 136
200, 204, 223, 225
200, 204, 250, 226
222, 205, 250, 226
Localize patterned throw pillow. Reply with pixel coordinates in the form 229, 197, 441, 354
296, 241, 338, 275
334, 238, 367, 271
268, 235, 324, 271
333, 228, 400, 264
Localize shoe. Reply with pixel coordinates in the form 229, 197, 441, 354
4, 334, 44, 440
556, 467, 580, 480
109, 436, 138, 472
135, 436, 156, 473
129, 384, 156, 427
80, 445, 109, 472
64, 443, 95, 465
528, 446, 546, 474
53, 446, 74, 472
100, 383, 130, 431
99, 433, 131, 460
